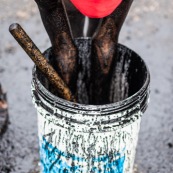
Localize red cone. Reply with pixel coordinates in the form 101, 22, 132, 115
70, 0, 122, 18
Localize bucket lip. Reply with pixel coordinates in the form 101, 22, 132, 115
32, 44, 150, 112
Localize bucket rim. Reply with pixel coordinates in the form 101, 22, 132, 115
32, 44, 150, 112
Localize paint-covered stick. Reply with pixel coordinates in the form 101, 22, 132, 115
9, 23, 76, 102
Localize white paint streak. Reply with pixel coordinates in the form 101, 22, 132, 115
83, 16, 89, 37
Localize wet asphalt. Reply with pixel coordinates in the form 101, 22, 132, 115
0, 0, 173, 172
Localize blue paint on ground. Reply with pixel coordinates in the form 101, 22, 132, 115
39, 137, 125, 173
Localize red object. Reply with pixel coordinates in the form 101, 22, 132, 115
70, 0, 122, 18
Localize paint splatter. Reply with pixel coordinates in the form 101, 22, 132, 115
40, 137, 125, 173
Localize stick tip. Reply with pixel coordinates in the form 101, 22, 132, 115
9, 23, 20, 32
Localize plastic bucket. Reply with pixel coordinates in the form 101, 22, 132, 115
31, 44, 150, 173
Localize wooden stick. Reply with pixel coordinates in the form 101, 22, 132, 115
9, 23, 76, 102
